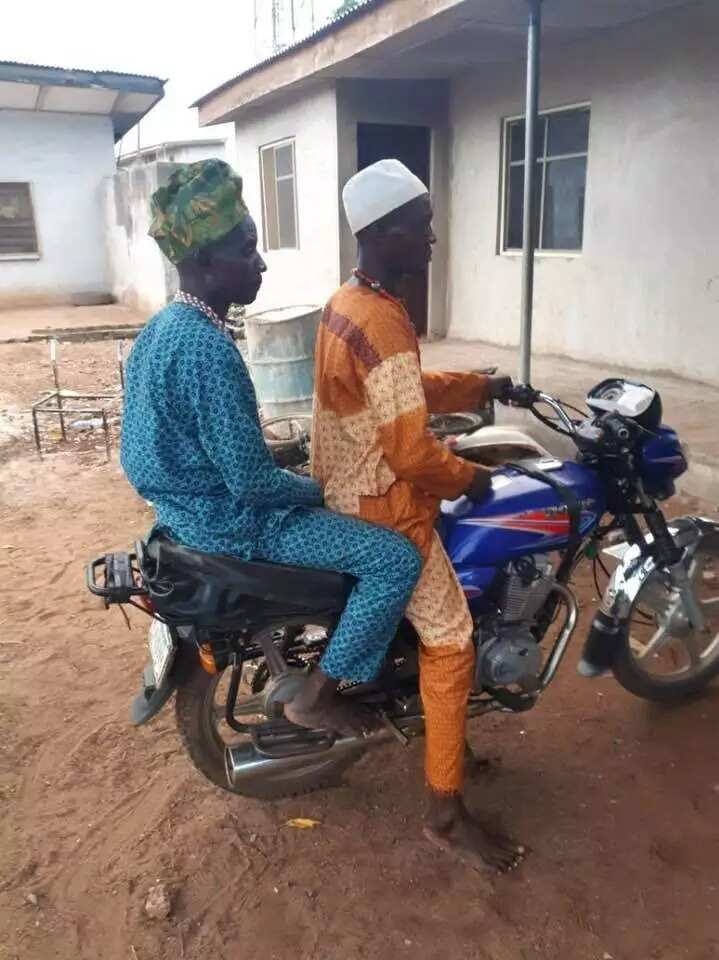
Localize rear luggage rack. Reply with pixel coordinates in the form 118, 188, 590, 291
86, 551, 147, 606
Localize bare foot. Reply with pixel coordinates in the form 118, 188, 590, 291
282, 667, 382, 738
284, 697, 379, 738
424, 795, 525, 874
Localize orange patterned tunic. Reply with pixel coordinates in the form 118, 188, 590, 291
311, 281, 490, 559
311, 281, 492, 794
312, 282, 498, 794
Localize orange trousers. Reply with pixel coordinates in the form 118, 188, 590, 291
405, 533, 475, 795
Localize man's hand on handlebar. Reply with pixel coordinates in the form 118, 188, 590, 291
464, 466, 493, 501
501, 383, 541, 408
487, 375, 514, 401
476, 375, 542, 407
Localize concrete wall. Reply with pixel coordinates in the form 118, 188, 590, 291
104, 162, 178, 316
118, 141, 227, 168
231, 77, 452, 327
235, 82, 340, 313
336, 78, 451, 337
165, 142, 226, 164
0, 109, 115, 307
448, 0, 719, 385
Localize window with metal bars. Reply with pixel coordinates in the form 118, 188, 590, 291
259, 139, 298, 251
502, 105, 590, 253
0, 182, 39, 257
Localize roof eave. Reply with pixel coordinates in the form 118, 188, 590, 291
195, 0, 416, 125
0, 60, 165, 143
191, 0, 386, 115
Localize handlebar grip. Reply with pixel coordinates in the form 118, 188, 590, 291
505, 383, 540, 408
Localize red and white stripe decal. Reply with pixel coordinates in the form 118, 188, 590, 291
459, 510, 572, 536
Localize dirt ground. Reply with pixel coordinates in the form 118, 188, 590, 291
2, 338, 719, 960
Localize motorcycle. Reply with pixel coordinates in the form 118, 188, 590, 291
87, 378, 719, 799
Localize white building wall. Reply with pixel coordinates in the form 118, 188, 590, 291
104, 162, 178, 316
235, 82, 340, 313
448, 0, 719, 385
166, 142, 226, 165
118, 141, 227, 168
336, 78, 451, 337
0, 109, 116, 306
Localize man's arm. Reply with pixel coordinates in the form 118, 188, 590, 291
190, 339, 323, 508
421, 370, 491, 414
365, 348, 490, 501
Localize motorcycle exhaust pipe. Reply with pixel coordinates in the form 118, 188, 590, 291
225, 694, 524, 790
225, 733, 371, 790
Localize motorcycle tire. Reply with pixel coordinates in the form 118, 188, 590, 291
611, 540, 719, 703
611, 637, 719, 703
175, 659, 365, 800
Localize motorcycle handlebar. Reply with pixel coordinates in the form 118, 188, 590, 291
498, 384, 579, 437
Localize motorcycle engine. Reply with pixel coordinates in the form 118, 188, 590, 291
475, 555, 555, 692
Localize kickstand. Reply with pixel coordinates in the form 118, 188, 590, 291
379, 709, 409, 746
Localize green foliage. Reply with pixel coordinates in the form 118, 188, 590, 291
333, 0, 363, 18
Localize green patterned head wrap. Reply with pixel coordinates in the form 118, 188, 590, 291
148, 158, 249, 265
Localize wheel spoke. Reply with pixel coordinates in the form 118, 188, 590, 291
682, 632, 704, 666
628, 546, 719, 681
635, 625, 670, 660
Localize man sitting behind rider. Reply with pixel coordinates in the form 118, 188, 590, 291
311, 159, 522, 872
120, 159, 421, 737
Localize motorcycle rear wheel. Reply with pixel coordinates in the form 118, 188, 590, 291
175, 657, 366, 800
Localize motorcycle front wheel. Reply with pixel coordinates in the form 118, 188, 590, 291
611, 541, 719, 702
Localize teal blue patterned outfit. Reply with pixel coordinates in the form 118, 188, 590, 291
120, 301, 421, 682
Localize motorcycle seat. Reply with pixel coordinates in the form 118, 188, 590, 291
139, 531, 353, 625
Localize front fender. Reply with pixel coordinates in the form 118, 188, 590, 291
578, 516, 719, 677
601, 516, 719, 622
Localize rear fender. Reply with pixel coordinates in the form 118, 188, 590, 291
130, 624, 198, 726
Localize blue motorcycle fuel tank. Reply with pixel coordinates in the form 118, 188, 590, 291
439, 461, 606, 600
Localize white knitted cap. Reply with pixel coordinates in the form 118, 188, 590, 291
342, 158, 428, 236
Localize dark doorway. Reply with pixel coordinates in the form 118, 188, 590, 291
357, 122, 431, 336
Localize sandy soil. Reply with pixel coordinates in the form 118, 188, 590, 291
2, 339, 719, 960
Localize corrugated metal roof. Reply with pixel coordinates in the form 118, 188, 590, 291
192, 0, 386, 108
0, 60, 165, 91
0, 60, 165, 141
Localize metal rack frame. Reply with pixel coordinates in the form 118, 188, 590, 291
30, 339, 125, 462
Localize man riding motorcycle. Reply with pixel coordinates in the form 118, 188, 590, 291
119, 159, 422, 740
311, 159, 523, 871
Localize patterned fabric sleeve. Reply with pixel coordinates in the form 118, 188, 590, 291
187, 337, 323, 508
421, 370, 491, 414
363, 326, 478, 500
